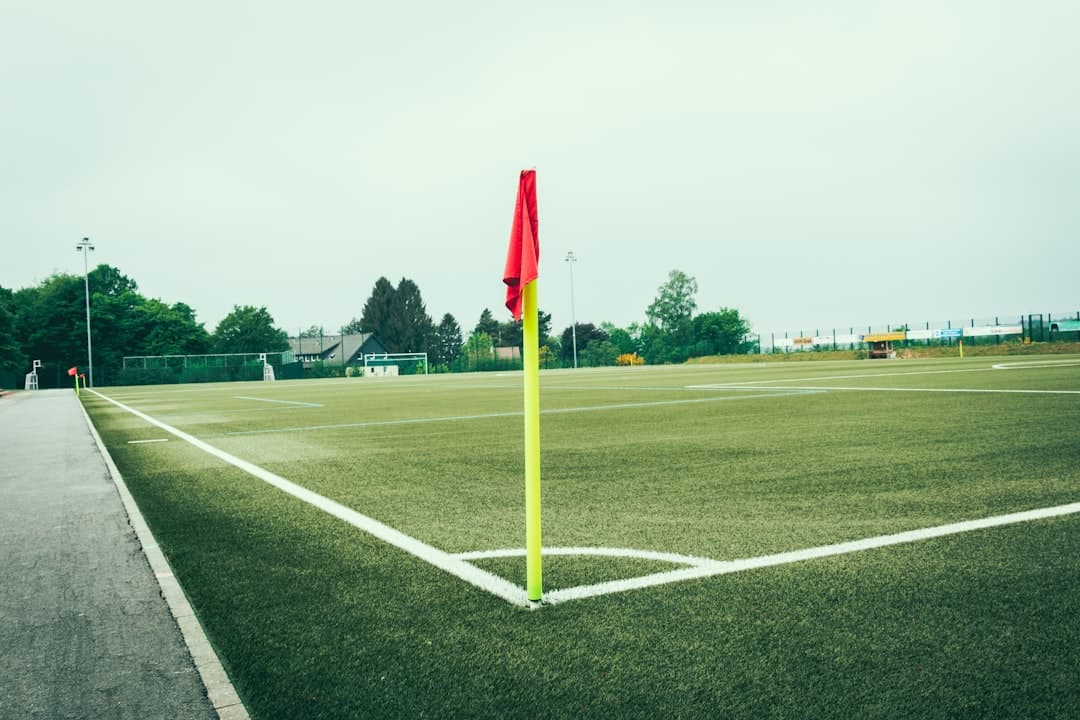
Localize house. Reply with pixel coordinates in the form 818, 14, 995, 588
287, 333, 387, 368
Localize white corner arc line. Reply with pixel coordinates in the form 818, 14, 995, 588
453, 546, 716, 565
88, 390, 529, 607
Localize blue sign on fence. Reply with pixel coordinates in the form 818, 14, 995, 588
938, 328, 963, 339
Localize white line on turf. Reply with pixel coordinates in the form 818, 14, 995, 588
992, 359, 1080, 370
88, 389, 530, 607
127, 438, 169, 444
86, 389, 1080, 609
233, 396, 324, 407
220, 390, 819, 436
689, 365, 996, 387
533, 502, 1080, 604
693, 384, 1080, 395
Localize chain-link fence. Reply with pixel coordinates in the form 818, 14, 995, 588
755, 311, 1080, 353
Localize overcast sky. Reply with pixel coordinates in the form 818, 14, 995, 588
3, 2, 1078, 340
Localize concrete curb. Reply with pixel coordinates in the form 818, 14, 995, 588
79, 399, 251, 720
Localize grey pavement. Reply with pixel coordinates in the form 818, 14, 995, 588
0, 390, 221, 720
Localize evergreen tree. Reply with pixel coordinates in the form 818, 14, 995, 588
390, 278, 435, 352
434, 313, 463, 367
475, 308, 499, 344
359, 277, 397, 343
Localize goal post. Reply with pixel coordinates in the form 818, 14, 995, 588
362, 352, 428, 377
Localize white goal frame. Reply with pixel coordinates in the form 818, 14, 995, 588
363, 352, 428, 375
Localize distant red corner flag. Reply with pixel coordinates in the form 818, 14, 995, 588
503, 169, 539, 321
67, 366, 78, 377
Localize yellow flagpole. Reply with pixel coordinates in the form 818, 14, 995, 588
522, 279, 542, 602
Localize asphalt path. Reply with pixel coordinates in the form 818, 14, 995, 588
0, 389, 220, 719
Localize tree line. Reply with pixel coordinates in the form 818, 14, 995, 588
311, 269, 752, 371
0, 266, 751, 386
0, 265, 289, 387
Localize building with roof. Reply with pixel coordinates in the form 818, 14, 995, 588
287, 333, 387, 368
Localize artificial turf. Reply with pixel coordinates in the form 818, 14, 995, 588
82, 356, 1080, 718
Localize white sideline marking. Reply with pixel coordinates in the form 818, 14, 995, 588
234, 396, 323, 407
689, 366, 995, 387
127, 438, 169, 444
537, 502, 1080, 604
88, 390, 529, 607
86, 389, 1080, 609
221, 390, 818, 437
702, 384, 1080, 396
993, 359, 1080, 370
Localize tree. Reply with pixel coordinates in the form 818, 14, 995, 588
389, 278, 435, 352
580, 339, 620, 367
433, 313, 463, 367
0, 287, 25, 375
495, 319, 522, 348
135, 299, 212, 356
601, 322, 638, 355
691, 308, 751, 356
461, 330, 494, 371
359, 277, 434, 352
212, 305, 289, 354
341, 317, 364, 334
5, 265, 213, 385
89, 264, 138, 297
639, 322, 689, 364
360, 277, 397, 340
299, 325, 325, 338
475, 308, 499, 344
17, 273, 87, 368
537, 308, 553, 346
559, 323, 608, 365
646, 270, 698, 332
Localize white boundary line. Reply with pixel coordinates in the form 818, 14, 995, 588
697, 384, 1080, 396
88, 389, 529, 607
450, 502, 1080, 604
86, 389, 1080, 610
689, 366, 996, 387
220, 390, 818, 437
233, 396, 324, 407
992, 358, 1080, 370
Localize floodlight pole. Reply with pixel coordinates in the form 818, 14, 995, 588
76, 237, 95, 387
565, 251, 578, 369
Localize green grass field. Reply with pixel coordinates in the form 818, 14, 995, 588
82, 356, 1080, 719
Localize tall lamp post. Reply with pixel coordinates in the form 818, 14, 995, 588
565, 251, 578, 369
76, 237, 95, 387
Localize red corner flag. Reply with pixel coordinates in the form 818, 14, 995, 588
503, 169, 539, 321
67, 366, 78, 377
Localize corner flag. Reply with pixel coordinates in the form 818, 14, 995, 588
503, 169, 539, 321
503, 169, 543, 602
67, 366, 78, 377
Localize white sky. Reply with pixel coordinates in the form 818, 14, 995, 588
3, 2, 1078, 338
